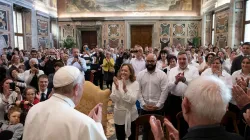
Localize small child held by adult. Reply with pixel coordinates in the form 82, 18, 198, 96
0, 106, 24, 140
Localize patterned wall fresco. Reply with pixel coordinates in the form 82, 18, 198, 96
205, 14, 212, 45
158, 21, 201, 48
57, 20, 201, 49
102, 21, 125, 48
65, 0, 192, 12
37, 14, 50, 48
215, 9, 229, 48
0, 1, 12, 52
234, 0, 244, 47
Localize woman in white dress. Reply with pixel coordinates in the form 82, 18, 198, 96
110, 63, 139, 140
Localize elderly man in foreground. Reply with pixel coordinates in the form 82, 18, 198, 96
23, 66, 106, 140
149, 76, 244, 140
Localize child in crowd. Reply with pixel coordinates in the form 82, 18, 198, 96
0, 106, 24, 140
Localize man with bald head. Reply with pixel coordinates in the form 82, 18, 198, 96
137, 53, 168, 115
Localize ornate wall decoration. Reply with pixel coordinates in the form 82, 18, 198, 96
235, 1, 243, 9
108, 24, 119, 39
65, 0, 192, 12
108, 39, 119, 48
234, 11, 243, 46
173, 38, 185, 46
160, 23, 170, 36
160, 37, 170, 49
24, 12, 32, 35
216, 12, 228, 33
26, 36, 32, 50
37, 19, 48, 36
173, 24, 185, 37
0, 34, 8, 47
188, 23, 198, 37
0, 10, 8, 31
38, 37, 49, 48
63, 24, 74, 38
216, 34, 227, 48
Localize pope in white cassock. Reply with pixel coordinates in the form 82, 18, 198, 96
23, 66, 107, 140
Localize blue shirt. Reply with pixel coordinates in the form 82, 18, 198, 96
67, 57, 87, 74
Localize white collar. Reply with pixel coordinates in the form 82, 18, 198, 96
52, 93, 75, 108
40, 88, 48, 95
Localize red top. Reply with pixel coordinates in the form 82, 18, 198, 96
21, 98, 40, 111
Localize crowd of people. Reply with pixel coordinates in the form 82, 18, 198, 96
0, 42, 249, 140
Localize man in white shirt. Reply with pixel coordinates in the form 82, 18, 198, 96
23, 66, 106, 140
167, 51, 199, 126
137, 53, 168, 115
130, 46, 146, 76
67, 48, 87, 74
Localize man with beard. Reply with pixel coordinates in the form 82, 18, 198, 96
137, 53, 168, 140
137, 53, 168, 115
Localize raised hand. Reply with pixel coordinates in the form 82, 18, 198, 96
88, 103, 103, 123
243, 109, 250, 126
113, 76, 119, 90
164, 118, 179, 140
232, 85, 250, 109
149, 116, 164, 140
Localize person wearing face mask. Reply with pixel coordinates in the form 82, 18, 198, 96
111, 64, 139, 140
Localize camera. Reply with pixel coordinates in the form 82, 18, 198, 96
9, 82, 16, 91
34, 64, 38, 68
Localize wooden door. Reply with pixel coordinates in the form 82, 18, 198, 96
81, 31, 97, 50
131, 25, 152, 49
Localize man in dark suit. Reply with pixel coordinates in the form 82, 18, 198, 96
231, 42, 250, 74
149, 76, 244, 140
38, 74, 51, 101
40, 49, 58, 75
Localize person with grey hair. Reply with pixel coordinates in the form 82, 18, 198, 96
17, 58, 44, 90
23, 66, 106, 140
149, 76, 244, 140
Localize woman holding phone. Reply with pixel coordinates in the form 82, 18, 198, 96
0, 78, 22, 120
110, 64, 139, 140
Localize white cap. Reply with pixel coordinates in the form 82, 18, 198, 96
53, 66, 81, 88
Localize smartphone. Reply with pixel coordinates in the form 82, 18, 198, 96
9, 82, 16, 91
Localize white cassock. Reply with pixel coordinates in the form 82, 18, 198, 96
23, 93, 107, 140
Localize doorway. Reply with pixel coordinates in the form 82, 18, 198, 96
131, 25, 153, 49
81, 31, 97, 50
